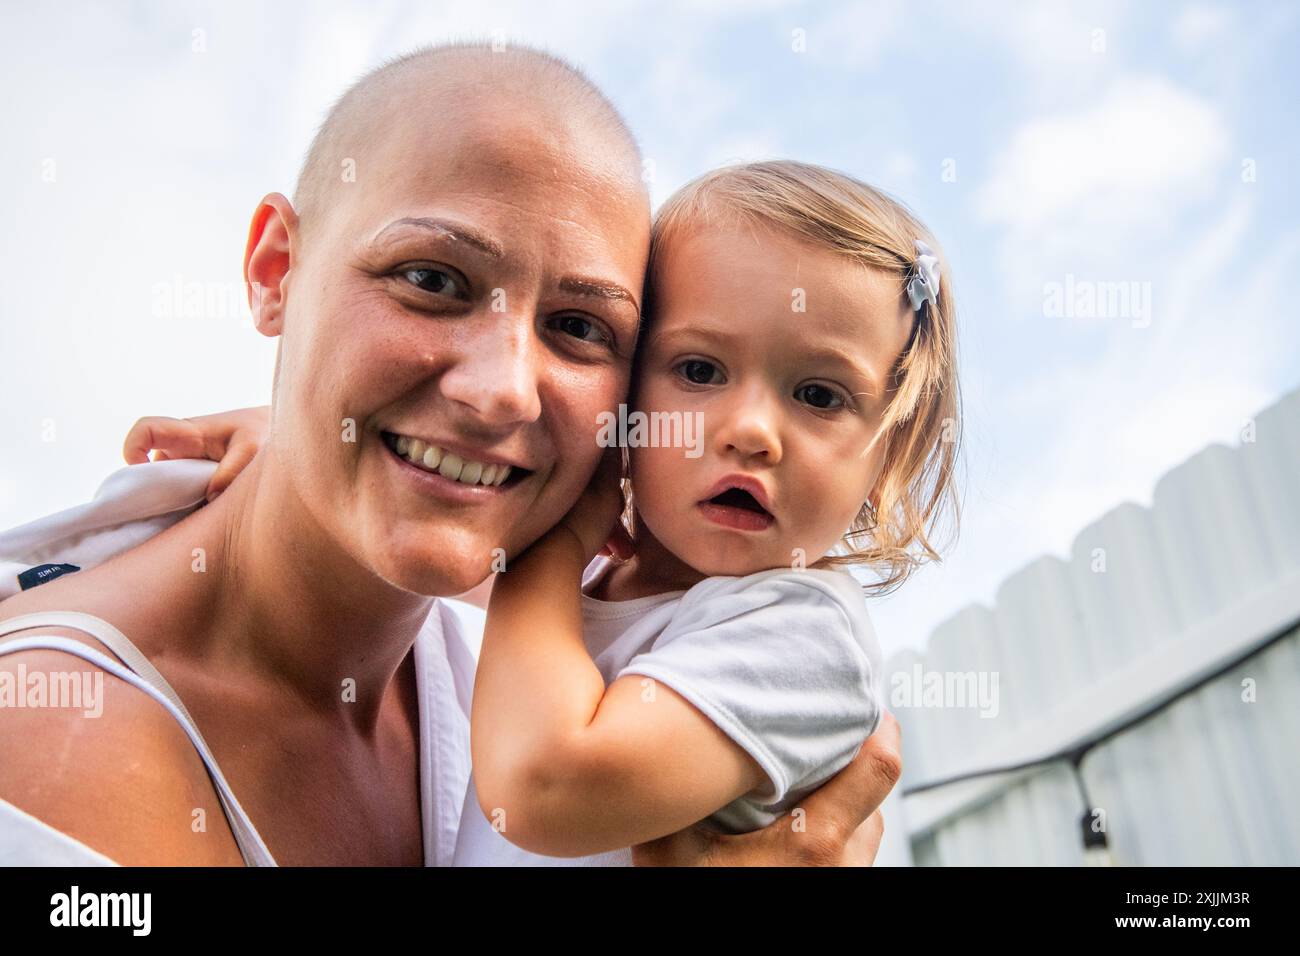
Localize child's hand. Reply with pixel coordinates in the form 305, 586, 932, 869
555, 447, 634, 565
122, 405, 270, 501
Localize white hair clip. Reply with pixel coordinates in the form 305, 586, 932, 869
906, 240, 941, 312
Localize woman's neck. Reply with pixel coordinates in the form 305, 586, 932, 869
146, 453, 435, 731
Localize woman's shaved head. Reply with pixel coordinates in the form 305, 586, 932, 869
292, 42, 644, 239
243, 40, 651, 597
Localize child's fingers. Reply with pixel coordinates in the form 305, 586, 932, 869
603, 523, 635, 563
122, 416, 208, 464
205, 441, 258, 501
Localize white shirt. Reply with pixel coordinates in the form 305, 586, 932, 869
452, 554, 884, 866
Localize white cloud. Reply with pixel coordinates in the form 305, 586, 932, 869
942, 0, 1130, 104
803, 0, 908, 70
977, 74, 1228, 238
1171, 3, 1233, 53
973, 73, 1231, 319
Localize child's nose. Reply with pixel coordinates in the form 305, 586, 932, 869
716, 393, 783, 464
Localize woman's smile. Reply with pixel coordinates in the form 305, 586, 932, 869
380, 429, 540, 506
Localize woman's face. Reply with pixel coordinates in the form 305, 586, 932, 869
259, 100, 650, 596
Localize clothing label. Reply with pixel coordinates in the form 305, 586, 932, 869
17, 563, 81, 591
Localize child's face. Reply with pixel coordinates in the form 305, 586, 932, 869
629, 217, 915, 578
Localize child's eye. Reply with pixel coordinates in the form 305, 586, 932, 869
401, 266, 467, 299
795, 382, 847, 410
674, 359, 724, 385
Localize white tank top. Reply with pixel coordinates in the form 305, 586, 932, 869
0, 603, 478, 866
0, 611, 277, 865
0, 461, 479, 867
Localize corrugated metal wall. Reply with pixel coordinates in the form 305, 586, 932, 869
888, 385, 1300, 865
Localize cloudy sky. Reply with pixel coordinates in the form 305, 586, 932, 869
1, 0, 1296, 656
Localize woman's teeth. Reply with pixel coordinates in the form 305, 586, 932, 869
393, 434, 512, 487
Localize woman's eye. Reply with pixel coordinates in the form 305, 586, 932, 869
551, 314, 608, 344
795, 383, 846, 409
675, 359, 723, 386
401, 267, 464, 297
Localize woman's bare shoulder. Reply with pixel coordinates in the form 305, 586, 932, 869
0, 620, 244, 865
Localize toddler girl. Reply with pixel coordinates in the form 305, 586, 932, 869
456, 160, 961, 864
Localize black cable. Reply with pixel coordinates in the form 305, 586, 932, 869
899, 612, 1298, 859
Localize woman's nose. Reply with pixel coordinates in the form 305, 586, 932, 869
438, 318, 543, 426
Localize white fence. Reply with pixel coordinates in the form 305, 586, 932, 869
887, 385, 1300, 865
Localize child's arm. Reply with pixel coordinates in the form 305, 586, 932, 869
122, 406, 269, 501
472, 452, 769, 858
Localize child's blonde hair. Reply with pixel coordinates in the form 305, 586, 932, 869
640, 160, 963, 595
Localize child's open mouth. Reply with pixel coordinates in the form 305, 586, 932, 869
698, 486, 775, 532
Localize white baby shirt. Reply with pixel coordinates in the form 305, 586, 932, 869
452, 556, 884, 866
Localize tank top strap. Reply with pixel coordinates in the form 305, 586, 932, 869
0, 611, 277, 866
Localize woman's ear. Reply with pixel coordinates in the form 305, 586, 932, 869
244, 192, 299, 338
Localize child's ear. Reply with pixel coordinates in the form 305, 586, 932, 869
244, 192, 299, 339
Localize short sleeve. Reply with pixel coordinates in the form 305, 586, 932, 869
614, 569, 882, 829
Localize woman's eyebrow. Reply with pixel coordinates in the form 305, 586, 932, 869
558, 275, 639, 312
366, 220, 636, 309
372, 217, 506, 259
